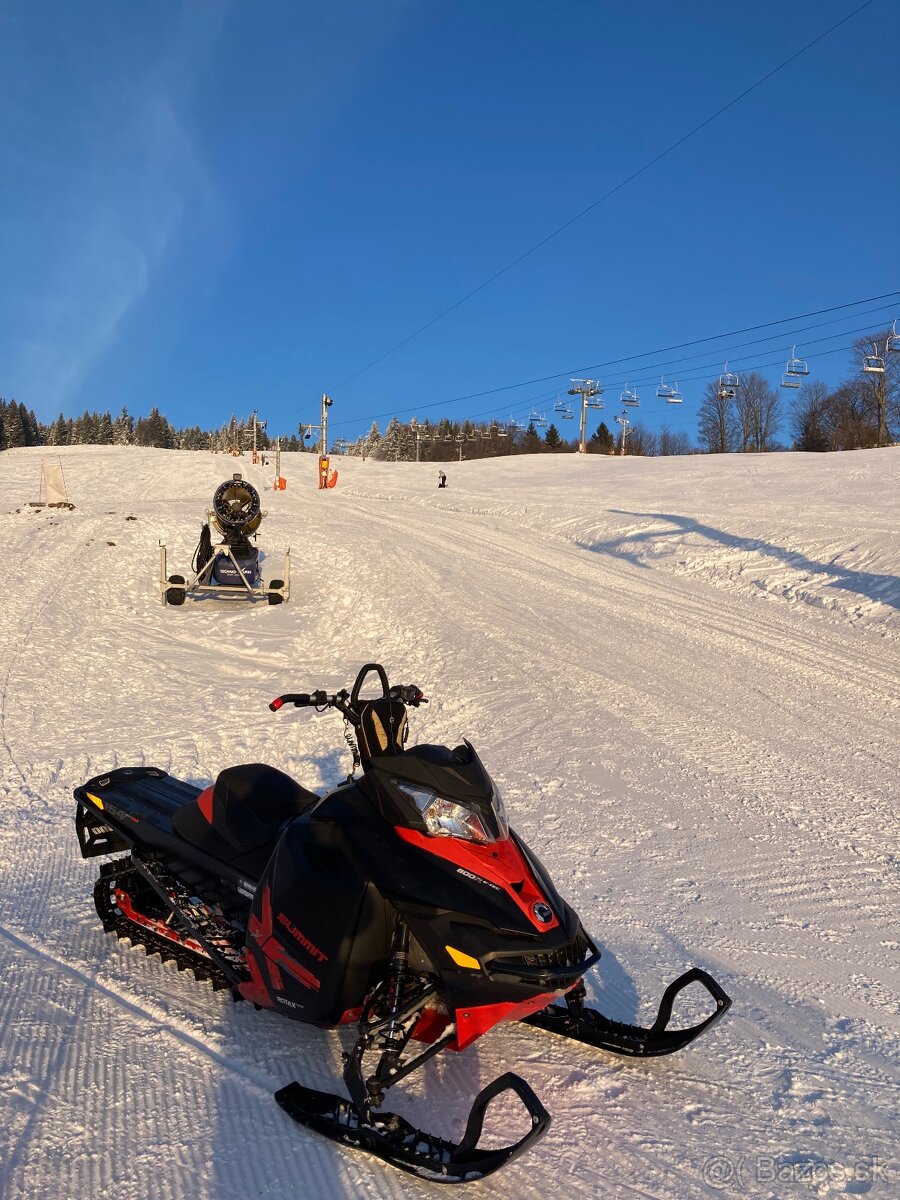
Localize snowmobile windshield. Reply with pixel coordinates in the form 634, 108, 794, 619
376, 741, 510, 844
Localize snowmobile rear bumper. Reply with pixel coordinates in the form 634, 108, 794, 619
524, 967, 732, 1057
275, 1070, 550, 1183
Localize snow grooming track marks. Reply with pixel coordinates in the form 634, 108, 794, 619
0, 444, 898, 1200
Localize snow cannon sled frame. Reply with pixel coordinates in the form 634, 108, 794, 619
158, 539, 290, 606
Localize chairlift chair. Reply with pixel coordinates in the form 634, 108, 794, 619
785, 346, 809, 377
657, 376, 675, 401
666, 383, 683, 404
718, 363, 739, 390
886, 320, 900, 354
553, 397, 568, 413
529, 409, 548, 428
780, 373, 801, 389
863, 344, 885, 374
620, 383, 639, 407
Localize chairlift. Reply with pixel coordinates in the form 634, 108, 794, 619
442, 433, 452, 443
780, 373, 801, 389
620, 383, 639, 407
480, 429, 492, 440
666, 382, 683, 404
586, 397, 604, 409
529, 409, 548, 428
886, 320, 900, 354
497, 427, 509, 438
657, 376, 675, 401
553, 396, 568, 413
718, 363, 739, 391
863, 344, 885, 374
785, 346, 809, 377
455, 433, 465, 443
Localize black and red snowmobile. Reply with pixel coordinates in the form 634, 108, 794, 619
73, 663, 731, 1183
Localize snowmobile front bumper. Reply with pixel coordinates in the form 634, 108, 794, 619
524, 967, 732, 1057
275, 1070, 550, 1183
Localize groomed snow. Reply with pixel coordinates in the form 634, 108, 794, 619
0, 445, 897, 1199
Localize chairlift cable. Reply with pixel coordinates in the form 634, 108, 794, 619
328, 1, 879, 395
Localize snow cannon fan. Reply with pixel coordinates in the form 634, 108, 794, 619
211, 476, 263, 539
159, 473, 290, 606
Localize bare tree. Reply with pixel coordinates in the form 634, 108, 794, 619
735, 371, 781, 452
790, 380, 831, 451
823, 380, 879, 450
658, 426, 694, 455
623, 423, 657, 455
697, 380, 737, 452
852, 330, 898, 447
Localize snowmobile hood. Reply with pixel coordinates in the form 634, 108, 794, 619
372, 741, 494, 803
369, 740, 507, 842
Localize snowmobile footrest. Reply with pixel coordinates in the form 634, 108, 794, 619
524, 967, 732, 1057
275, 1071, 550, 1183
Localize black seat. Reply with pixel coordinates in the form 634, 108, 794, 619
173, 763, 320, 875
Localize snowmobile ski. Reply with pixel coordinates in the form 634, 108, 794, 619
275, 1071, 550, 1184
523, 968, 731, 1056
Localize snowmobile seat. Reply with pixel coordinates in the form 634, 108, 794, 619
172, 763, 320, 875
358, 699, 408, 769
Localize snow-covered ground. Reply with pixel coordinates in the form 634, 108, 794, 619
0, 445, 897, 1200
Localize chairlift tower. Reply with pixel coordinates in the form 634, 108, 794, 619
615, 412, 630, 456
568, 379, 604, 454
301, 394, 334, 455
413, 427, 433, 462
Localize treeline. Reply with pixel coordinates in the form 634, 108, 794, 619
698, 331, 897, 453
0, 404, 305, 453
348, 414, 695, 461
2, 329, 894, 457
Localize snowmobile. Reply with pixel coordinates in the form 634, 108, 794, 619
73, 664, 731, 1183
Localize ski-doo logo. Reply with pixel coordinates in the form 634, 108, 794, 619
456, 868, 501, 892
277, 912, 328, 963
532, 902, 554, 924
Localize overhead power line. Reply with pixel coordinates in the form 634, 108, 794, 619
329, 0, 879, 394
330, 289, 900, 428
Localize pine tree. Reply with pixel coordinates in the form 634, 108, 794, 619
3, 401, 26, 448
589, 421, 614, 453
544, 423, 563, 450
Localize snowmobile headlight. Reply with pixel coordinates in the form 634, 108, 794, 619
395, 782, 494, 844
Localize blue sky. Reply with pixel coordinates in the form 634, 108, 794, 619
2, 0, 898, 445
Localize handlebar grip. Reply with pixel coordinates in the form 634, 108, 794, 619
269, 693, 311, 711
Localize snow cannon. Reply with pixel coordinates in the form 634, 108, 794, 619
159, 473, 290, 607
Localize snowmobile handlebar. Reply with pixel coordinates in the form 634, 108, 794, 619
268, 691, 346, 711
268, 681, 427, 715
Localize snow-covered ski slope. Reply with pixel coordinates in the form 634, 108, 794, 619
0, 445, 897, 1200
